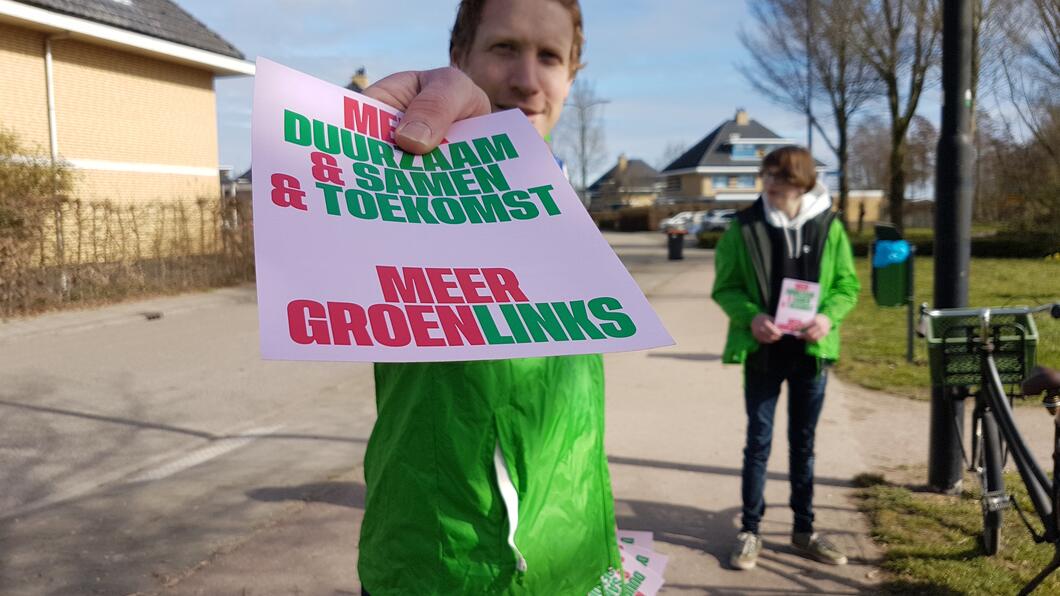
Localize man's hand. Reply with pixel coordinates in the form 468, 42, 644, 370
751, 314, 783, 344
801, 314, 832, 342
363, 67, 492, 155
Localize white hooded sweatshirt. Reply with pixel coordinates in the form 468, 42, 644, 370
762, 180, 833, 260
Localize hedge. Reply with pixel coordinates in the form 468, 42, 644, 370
696, 229, 1060, 259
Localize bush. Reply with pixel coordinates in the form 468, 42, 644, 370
0, 129, 72, 311
970, 234, 1060, 259
696, 231, 723, 249
0, 128, 255, 318
849, 229, 935, 257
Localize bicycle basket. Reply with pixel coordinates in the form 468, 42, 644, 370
925, 311, 1038, 390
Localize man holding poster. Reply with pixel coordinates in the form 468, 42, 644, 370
711, 146, 859, 571
353, 1, 624, 593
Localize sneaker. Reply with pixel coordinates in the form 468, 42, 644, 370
791, 532, 848, 565
729, 531, 763, 570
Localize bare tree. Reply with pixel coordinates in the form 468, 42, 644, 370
988, 0, 1060, 226
995, 0, 1060, 159
906, 115, 939, 190
849, 115, 892, 189
971, 0, 1015, 113
553, 79, 608, 205
854, 0, 942, 231
971, 0, 1016, 213
849, 113, 936, 192
973, 109, 1016, 221
740, 0, 881, 226
656, 140, 688, 171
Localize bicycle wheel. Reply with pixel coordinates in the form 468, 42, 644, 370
979, 409, 1005, 555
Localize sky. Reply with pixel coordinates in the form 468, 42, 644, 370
179, 0, 937, 182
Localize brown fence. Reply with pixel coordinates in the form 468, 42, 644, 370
0, 197, 254, 318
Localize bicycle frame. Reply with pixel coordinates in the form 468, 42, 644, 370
980, 350, 1055, 541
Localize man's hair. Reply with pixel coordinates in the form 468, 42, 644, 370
449, 0, 585, 75
761, 146, 817, 192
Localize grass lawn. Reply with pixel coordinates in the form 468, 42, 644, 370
857, 472, 1060, 594
835, 257, 1060, 399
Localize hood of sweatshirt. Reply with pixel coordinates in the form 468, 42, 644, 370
762, 180, 833, 259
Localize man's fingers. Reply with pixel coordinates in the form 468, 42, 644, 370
362, 67, 491, 155
397, 68, 491, 153
362, 71, 422, 111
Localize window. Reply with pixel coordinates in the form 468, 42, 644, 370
733, 144, 781, 160
711, 175, 727, 189
737, 175, 756, 188
732, 145, 756, 160
666, 176, 681, 191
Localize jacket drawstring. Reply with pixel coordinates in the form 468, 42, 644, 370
493, 442, 528, 573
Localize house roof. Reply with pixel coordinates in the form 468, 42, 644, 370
12, 0, 244, 58
662, 115, 824, 173
588, 158, 659, 192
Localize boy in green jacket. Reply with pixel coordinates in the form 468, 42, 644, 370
358, 1, 622, 593
712, 146, 860, 571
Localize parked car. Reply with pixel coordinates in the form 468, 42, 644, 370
700, 209, 736, 232
659, 211, 696, 233
687, 212, 713, 234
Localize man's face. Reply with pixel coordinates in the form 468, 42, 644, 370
454, 0, 576, 137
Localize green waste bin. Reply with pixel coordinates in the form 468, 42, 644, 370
873, 260, 909, 307
872, 224, 912, 307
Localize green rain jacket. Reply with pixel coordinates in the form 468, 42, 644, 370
359, 355, 621, 595
712, 197, 860, 364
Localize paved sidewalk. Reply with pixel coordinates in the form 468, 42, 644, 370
603, 236, 881, 595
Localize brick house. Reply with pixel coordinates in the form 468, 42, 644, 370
659, 109, 826, 208
586, 154, 662, 212
659, 109, 882, 226
0, 0, 253, 204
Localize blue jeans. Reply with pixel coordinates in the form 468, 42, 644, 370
740, 350, 828, 535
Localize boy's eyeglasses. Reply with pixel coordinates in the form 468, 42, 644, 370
762, 172, 787, 184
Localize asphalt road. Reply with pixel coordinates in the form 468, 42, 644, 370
0, 285, 377, 595
0, 231, 705, 596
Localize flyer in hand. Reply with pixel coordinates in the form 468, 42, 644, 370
251, 59, 673, 362
774, 277, 821, 335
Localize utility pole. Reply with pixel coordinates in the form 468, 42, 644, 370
928, 0, 975, 493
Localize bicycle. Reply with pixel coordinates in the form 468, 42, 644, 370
922, 303, 1060, 594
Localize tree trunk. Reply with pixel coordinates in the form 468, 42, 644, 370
888, 138, 907, 233
837, 124, 850, 232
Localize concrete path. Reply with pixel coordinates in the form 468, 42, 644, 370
5, 231, 1057, 595
603, 234, 881, 595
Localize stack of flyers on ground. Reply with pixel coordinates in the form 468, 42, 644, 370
589, 530, 668, 595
